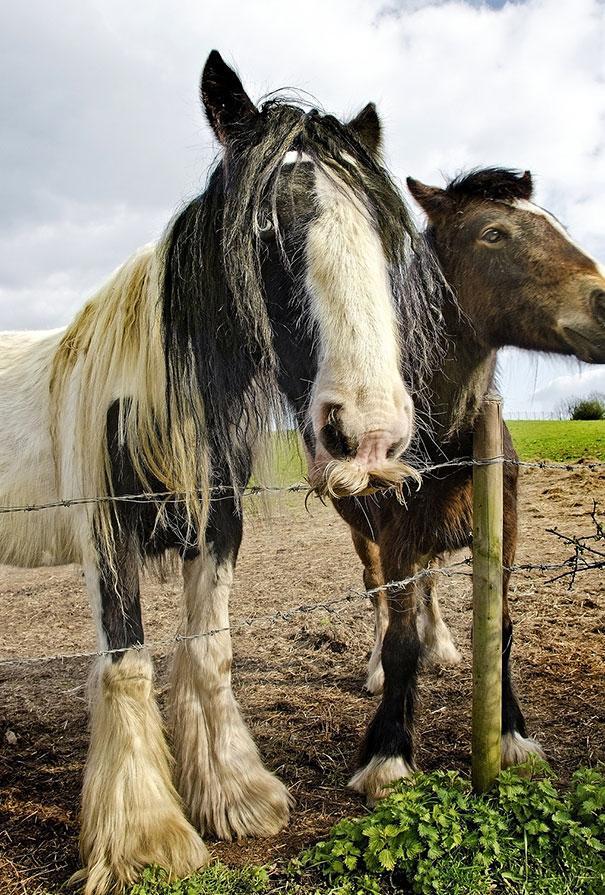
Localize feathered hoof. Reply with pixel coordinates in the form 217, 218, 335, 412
186, 765, 292, 841
425, 630, 462, 667
364, 662, 385, 696
72, 813, 209, 895
501, 732, 545, 768
348, 755, 415, 805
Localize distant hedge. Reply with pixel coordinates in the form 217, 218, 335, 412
565, 393, 605, 421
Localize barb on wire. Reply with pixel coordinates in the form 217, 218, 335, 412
543, 500, 605, 589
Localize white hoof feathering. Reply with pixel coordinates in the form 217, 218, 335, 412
75, 653, 208, 895
501, 732, 545, 767
424, 620, 462, 666
177, 737, 292, 841
348, 755, 415, 804
364, 659, 385, 695
172, 648, 291, 840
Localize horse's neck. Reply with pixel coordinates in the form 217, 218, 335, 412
426, 295, 497, 453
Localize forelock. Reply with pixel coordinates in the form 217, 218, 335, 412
445, 168, 533, 204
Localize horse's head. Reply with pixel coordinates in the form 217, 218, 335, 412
407, 169, 605, 363
196, 52, 442, 498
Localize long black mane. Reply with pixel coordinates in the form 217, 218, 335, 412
162, 98, 446, 493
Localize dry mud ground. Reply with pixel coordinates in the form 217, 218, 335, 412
1, 466, 604, 894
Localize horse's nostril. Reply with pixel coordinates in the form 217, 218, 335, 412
591, 289, 605, 322
319, 422, 357, 459
386, 438, 407, 460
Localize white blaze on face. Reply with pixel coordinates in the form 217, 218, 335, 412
511, 199, 605, 337
305, 166, 413, 468
511, 199, 605, 276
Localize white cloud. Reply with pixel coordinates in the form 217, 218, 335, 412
533, 365, 605, 406
1, 0, 604, 408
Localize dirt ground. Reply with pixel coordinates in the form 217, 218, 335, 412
1, 465, 604, 894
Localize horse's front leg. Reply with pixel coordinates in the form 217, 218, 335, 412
349, 556, 419, 803
171, 497, 290, 840
76, 536, 207, 895
350, 528, 389, 695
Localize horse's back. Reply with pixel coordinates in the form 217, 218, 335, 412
0, 328, 82, 567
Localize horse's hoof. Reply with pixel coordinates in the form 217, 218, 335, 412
187, 766, 292, 840
501, 732, 545, 768
73, 816, 209, 895
426, 638, 462, 667
423, 621, 462, 666
348, 755, 415, 804
364, 664, 385, 695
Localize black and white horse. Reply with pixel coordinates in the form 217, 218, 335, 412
0, 52, 443, 893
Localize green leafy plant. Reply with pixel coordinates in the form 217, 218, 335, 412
295, 762, 605, 895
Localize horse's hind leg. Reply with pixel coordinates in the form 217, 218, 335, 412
76, 536, 207, 895
171, 495, 290, 840
416, 556, 462, 666
350, 528, 388, 695
500, 461, 545, 766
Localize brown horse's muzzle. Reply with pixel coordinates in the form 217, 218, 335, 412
559, 281, 605, 363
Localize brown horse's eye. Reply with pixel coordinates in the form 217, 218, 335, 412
481, 228, 505, 244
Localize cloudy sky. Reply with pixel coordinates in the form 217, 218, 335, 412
1, 0, 604, 414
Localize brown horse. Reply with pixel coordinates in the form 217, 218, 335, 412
333, 168, 605, 802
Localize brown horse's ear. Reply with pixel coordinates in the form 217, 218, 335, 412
406, 177, 451, 220
348, 103, 382, 155
518, 170, 533, 200
201, 50, 259, 145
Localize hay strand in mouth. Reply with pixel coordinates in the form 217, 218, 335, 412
308, 457, 422, 503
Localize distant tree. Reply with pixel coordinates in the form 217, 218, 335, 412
563, 392, 605, 421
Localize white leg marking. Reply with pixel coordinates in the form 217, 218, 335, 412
348, 755, 415, 804
501, 732, 545, 768
365, 592, 389, 695
75, 650, 208, 895
171, 547, 290, 840
417, 575, 462, 666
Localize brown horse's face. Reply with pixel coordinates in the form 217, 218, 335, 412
408, 174, 605, 363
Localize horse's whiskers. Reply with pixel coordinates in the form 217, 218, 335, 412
309, 457, 421, 501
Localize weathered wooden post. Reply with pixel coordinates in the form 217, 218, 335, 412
472, 393, 503, 792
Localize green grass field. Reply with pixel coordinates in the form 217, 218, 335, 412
506, 419, 605, 462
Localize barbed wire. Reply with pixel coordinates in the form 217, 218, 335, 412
0, 455, 602, 516
1, 539, 603, 669
0, 456, 601, 669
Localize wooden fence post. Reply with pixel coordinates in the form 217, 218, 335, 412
472, 393, 503, 792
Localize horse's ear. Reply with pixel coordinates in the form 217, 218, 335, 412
406, 177, 451, 220
518, 170, 533, 200
201, 50, 259, 145
347, 103, 382, 155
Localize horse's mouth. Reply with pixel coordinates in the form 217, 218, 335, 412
308, 458, 422, 502
561, 325, 605, 364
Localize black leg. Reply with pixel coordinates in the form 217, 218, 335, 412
349, 574, 419, 802
500, 461, 544, 766
98, 533, 144, 658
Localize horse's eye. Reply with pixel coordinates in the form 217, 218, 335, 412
256, 210, 274, 241
481, 228, 505, 244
